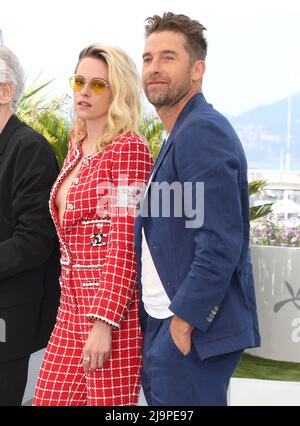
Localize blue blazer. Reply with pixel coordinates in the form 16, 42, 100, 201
134, 93, 260, 361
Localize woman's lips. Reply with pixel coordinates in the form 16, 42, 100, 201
78, 101, 92, 108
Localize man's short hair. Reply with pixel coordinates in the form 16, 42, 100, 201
145, 12, 207, 62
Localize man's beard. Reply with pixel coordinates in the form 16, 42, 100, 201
144, 74, 192, 109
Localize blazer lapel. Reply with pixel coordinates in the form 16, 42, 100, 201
150, 136, 173, 181
138, 93, 208, 224
148, 93, 207, 183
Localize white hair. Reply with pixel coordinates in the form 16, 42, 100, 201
0, 45, 24, 112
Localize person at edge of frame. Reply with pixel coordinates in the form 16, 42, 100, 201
0, 45, 60, 406
134, 12, 261, 406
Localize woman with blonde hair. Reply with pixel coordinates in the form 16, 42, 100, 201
33, 45, 153, 406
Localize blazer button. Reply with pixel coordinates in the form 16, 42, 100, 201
212, 305, 219, 315
207, 314, 214, 323
67, 203, 74, 211
73, 177, 79, 185
83, 158, 89, 165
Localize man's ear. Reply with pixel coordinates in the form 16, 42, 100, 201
191, 60, 206, 83
0, 82, 14, 105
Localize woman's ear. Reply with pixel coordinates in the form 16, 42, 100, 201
0, 82, 14, 106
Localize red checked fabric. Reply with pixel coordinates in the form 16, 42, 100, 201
33, 132, 153, 406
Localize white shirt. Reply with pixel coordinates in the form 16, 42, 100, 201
141, 229, 173, 319
141, 134, 173, 319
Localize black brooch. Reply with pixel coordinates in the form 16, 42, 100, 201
90, 233, 109, 247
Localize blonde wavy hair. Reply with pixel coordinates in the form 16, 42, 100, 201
72, 44, 142, 152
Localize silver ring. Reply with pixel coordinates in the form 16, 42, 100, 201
83, 355, 91, 363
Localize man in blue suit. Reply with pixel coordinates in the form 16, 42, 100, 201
134, 12, 260, 406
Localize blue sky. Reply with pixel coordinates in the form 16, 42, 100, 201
1, 0, 300, 116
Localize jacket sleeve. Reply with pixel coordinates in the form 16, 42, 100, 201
169, 120, 244, 332
87, 136, 153, 327
0, 136, 59, 281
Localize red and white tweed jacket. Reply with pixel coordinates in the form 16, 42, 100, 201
49, 132, 153, 328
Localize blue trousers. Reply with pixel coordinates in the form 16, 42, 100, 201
142, 316, 243, 406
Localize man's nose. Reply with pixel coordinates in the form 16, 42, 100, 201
145, 57, 162, 74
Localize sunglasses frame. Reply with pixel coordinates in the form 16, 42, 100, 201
69, 75, 110, 94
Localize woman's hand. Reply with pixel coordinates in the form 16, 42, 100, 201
83, 319, 112, 374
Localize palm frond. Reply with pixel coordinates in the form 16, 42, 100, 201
139, 114, 164, 160
18, 73, 54, 110
16, 74, 70, 168
34, 110, 70, 168
249, 179, 268, 197
250, 203, 273, 221
249, 179, 273, 221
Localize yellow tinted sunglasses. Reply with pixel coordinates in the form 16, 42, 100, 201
69, 75, 110, 95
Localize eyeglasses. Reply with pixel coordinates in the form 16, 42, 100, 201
69, 75, 110, 95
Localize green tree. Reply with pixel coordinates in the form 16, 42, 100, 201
138, 114, 165, 160
17, 75, 71, 168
